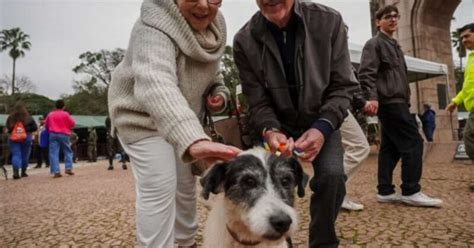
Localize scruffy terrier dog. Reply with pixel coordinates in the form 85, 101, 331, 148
200, 147, 309, 248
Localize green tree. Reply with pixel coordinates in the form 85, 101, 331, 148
451, 30, 466, 69
63, 78, 108, 115
68, 48, 125, 115
73, 48, 125, 87
221, 46, 240, 96
0, 93, 54, 115
220, 45, 249, 112
0, 75, 36, 95
0, 27, 32, 95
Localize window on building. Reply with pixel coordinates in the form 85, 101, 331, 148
437, 84, 447, 110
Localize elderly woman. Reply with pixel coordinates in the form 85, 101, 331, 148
108, 0, 240, 247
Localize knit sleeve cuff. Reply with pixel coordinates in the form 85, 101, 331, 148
165, 118, 211, 163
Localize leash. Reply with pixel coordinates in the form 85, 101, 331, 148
262, 139, 306, 158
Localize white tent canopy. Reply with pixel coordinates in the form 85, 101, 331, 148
349, 43, 448, 82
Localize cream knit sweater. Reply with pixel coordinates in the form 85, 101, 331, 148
108, 0, 227, 162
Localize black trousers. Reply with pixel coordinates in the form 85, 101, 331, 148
282, 126, 346, 248
36, 146, 49, 166
378, 103, 423, 196
107, 134, 128, 166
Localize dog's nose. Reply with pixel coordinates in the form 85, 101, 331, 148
269, 214, 292, 233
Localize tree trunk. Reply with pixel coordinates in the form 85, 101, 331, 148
11, 58, 16, 95
369, 0, 380, 36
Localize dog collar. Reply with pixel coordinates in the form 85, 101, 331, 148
226, 225, 261, 246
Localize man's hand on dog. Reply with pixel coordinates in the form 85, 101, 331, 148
264, 130, 294, 157
294, 128, 325, 162
189, 140, 241, 165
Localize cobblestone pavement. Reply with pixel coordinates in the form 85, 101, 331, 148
1, 143, 473, 247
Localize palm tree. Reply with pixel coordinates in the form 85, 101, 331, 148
0, 27, 32, 95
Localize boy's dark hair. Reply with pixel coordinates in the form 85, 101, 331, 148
55, 99, 65, 109
458, 23, 474, 34
375, 5, 399, 20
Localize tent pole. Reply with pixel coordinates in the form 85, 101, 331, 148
445, 71, 456, 141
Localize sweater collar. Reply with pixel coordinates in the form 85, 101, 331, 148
140, 0, 226, 62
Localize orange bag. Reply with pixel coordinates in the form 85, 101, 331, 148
10, 121, 27, 142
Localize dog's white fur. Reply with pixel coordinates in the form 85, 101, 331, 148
202, 148, 300, 248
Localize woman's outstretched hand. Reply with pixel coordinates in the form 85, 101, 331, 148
188, 140, 241, 165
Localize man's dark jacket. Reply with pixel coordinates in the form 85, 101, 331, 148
233, 0, 358, 136
358, 31, 410, 104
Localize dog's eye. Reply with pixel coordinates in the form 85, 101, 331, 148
242, 177, 257, 188
281, 177, 293, 187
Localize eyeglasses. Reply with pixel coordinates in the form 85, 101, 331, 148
382, 14, 400, 20
185, 0, 222, 5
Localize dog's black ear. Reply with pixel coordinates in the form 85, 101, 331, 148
288, 157, 309, 198
199, 162, 227, 200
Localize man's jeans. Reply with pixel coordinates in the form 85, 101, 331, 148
378, 103, 423, 196
8, 134, 33, 170
282, 126, 346, 248
49, 132, 73, 174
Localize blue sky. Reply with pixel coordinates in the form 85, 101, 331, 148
0, 0, 472, 99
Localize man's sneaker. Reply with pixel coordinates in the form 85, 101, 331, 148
377, 193, 401, 203
401, 192, 442, 207
53, 173, 62, 178
65, 169, 75, 176
342, 197, 364, 211
107, 165, 114, 170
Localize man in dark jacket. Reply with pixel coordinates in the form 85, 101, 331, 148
358, 5, 442, 207
234, 0, 358, 246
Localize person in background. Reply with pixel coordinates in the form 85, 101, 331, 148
421, 103, 436, 142
340, 26, 371, 211
70, 131, 78, 163
34, 116, 50, 168
341, 98, 370, 210
107, 0, 241, 247
445, 23, 474, 192
1, 127, 10, 166
105, 116, 128, 170
359, 5, 442, 207
45, 99, 75, 178
6, 103, 38, 179
446, 23, 474, 157
87, 127, 97, 162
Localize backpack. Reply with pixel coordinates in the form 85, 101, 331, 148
10, 121, 27, 142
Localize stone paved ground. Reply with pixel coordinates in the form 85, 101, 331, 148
0, 143, 473, 247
